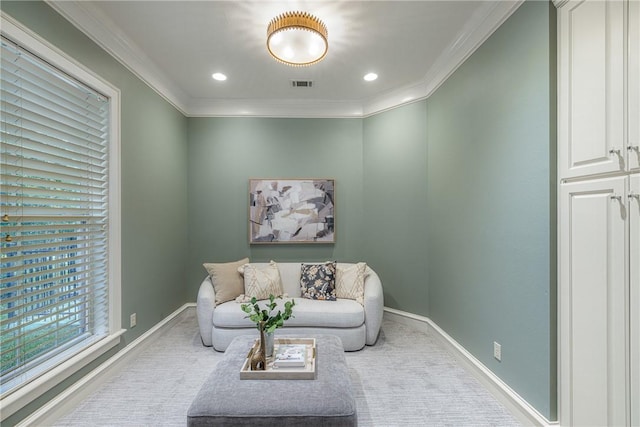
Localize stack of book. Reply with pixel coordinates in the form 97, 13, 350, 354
273, 344, 307, 368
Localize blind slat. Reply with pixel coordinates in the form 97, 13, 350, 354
0, 221, 105, 234
2, 283, 104, 326
0, 78, 107, 126
1, 193, 107, 210
0, 207, 106, 218
0, 248, 107, 275
2, 319, 88, 361
1, 152, 107, 181
1, 107, 106, 149
1, 86, 106, 135
1, 185, 106, 203
0, 215, 105, 222
3, 257, 107, 288
1, 266, 109, 295
0, 174, 106, 194
1, 163, 106, 188
0, 43, 107, 112
1, 296, 92, 337
2, 234, 107, 254
2, 139, 107, 171
1, 101, 106, 144
1, 123, 106, 159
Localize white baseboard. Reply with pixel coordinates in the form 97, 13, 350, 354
383, 307, 557, 427
18, 303, 196, 427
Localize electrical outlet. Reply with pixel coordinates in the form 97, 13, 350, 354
493, 341, 502, 361
130, 313, 137, 328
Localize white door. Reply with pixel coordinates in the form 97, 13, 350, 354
559, 175, 627, 426
558, 0, 626, 178
631, 173, 640, 427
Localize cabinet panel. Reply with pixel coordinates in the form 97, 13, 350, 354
630, 1, 640, 171
631, 173, 639, 427
559, 0, 625, 178
560, 176, 627, 426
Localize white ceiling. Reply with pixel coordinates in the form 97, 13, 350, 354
48, 1, 523, 117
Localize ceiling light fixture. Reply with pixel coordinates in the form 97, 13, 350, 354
363, 73, 378, 82
267, 11, 328, 67
212, 73, 227, 81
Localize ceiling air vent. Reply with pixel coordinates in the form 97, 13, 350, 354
291, 80, 313, 88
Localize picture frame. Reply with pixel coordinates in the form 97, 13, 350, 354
249, 179, 335, 244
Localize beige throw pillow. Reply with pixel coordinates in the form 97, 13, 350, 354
336, 262, 367, 305
243, 261, 284, 300
203, 258, 250, 305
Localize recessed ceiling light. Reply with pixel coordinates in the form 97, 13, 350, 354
363, 73, 378, 82
212, 73, 227, 81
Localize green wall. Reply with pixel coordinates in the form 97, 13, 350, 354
187, 118, 364, 291
0, 2, 189, 425
363, 102, 429, 315
186, 106, 430, 312
426, 1, 556, 419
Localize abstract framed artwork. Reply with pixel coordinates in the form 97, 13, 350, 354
249, 179, 335, 244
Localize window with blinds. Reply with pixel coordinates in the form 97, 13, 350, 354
0, 35, 110, 395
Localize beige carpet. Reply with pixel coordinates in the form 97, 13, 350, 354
53, 308, 520, 426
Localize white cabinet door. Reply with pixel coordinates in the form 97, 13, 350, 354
559, 0, 626, 178
630, 1, 640, 171
631, 173, 640, 427
559, 176, 627, 426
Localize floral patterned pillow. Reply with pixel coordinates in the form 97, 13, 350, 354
300, 262, 337, 301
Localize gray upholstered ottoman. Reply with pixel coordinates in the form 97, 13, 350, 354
187, 334, 357, 426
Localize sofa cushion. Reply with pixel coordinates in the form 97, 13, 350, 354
242, 261, 283, 300
336, 262, 367, 305
203, 258, 249, 305
212, 297, 364, 329
300, 261, 337, 301
286, 298, 363, 328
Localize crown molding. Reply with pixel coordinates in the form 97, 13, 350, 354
362, 0, 524, 117
188, 98, 363, 119
46, 0, 523, 119
420, 0, 524, 98
46, 0, 190, 115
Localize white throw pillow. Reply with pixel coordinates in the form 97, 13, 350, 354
242, 261, 284, 300
336, 262, 367, 305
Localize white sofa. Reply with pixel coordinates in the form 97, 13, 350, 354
196, 262, 384, 351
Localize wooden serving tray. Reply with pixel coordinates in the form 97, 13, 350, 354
240, 337, 317, 380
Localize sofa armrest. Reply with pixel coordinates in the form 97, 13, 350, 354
363, 268, 384, 345
196, 276, 216, 347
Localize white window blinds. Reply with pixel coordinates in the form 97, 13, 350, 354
0, 35, 110, 394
